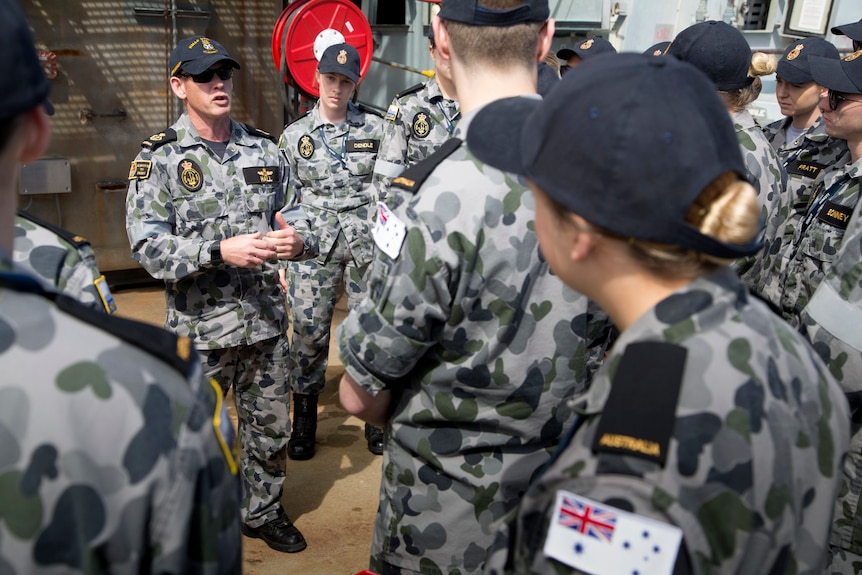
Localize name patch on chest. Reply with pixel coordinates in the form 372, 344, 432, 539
347, 139, 379, 153
243, 166, 281, 185
817, 200, 853, 229
786, 159, 826, 179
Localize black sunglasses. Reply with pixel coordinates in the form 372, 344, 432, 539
828, 89, 862, 111
177, 65, 234, 83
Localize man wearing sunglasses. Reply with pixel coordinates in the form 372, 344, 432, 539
126, 36, 310, 554
783, 48, 862, 573
832, 18, 862, 52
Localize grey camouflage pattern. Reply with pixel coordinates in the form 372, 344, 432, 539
336, 113, 610, 575
371, 76, 460, 203
799, 178, 862, 568
125, 112, 294, 524
14, 212, 114, 313
761, 158, 861, 327
0, 252, 242, 575
486, 268, 849, 575
732, 110, 789, 282
126, 113, 291, 348
279, 102, 384, 395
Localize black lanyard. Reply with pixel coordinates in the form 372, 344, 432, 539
796, 175, 851, 243
318, 125, 350, 169
435, 100, 459, 135
782, 136, 812, 168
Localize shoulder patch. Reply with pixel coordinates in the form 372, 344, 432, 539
391, 137, 462, 194
592, 341, 687, 467
396, 82, 425, 99
356, 102, 384, 118
142, 128, 177, 150
284, 110, 311, 130
54, 294, 198, 377
384, 102, 400, 122
0, 271, 197, 378
242, 122, 278, 144
16, 209, 91, 248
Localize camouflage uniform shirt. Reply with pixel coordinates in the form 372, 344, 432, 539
732, 110, 788, 284
126, 113, 292, 349
14, 209, 116, 314
486, 268, 849, 575
800, 173, 862, 569
336, 105, 609, 575
278, 101, 384, 267
0, 250, 242, 574
371, 76, 460, 203
767, 157, 862, 327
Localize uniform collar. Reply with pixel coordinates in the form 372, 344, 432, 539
310, 101, 364, 131
173, 113, 255, 149
573, 267, 748, 416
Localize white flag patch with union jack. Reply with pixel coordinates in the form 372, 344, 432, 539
373, 201, 406, 259
543, 490, 682, 574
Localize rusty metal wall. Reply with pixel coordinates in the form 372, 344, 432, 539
22, 0, 286, 271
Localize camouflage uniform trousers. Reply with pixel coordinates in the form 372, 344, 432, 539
199, 334, 289, 526
287, 229, 368, 395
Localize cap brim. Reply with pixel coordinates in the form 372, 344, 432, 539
776, 61, 812, 84
556, 48, 575, 60
810, 55, 862, 93
831, 21, 862, 41
181, 55, 241, 75
468, 97, 541, 176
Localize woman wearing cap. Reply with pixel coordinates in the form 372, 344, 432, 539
667, 21, 786, 285
469, 53, 848, 575
754, 38, 849, 310
278, 42, 385, 460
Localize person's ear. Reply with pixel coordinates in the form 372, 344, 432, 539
567, 214, 598, 262
536, 18, 556, 63
432, 15, 452, 63
19, 106, 51, 163
169, 75, 187, 100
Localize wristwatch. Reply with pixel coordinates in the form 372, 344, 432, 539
209, 241, 223, 265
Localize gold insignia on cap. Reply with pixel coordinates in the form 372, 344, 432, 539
337, 49, 348, 64
299, 135, 315, 159
787, 44, 803, 61
178, 159, 203, 192
201, 37, 218, 54
846, 50, 862, 62
580, 39, 594, 50
258, 167, 274, 183
412, 112, 431, 138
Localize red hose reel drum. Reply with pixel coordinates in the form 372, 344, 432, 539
272, 0, 373, 98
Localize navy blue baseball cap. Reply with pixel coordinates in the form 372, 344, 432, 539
318, 42, 361, 83
810, 50, 862, 94
1, 0, 51, 120
777, 37, 839, 84
467, 53, 761, 259
667, 20, 754, 91
169, 36, 240, 76
832, 19, 862, 42
439, 0, 549, 26
557, 37, 617, 61
643, 41, 671, 56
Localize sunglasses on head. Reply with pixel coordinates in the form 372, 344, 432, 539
177, 65, 234, 83
828, 89, 862, 111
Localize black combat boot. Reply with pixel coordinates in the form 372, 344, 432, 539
288, 393, 318, 460
365, 423, 384, 455
241, 513, 307, 553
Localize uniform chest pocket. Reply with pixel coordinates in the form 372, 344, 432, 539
799, 201, 852, 265
296, 156, 332, 186
346, 139, 380, 177
241, 166, 281, 213
174, 192, 228, 235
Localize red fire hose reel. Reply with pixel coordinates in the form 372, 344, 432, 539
271, 0, 373, 98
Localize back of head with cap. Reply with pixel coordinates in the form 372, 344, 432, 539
468, 52, 762, 262
0, 0, 50, 123
667, 20, 753, 91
